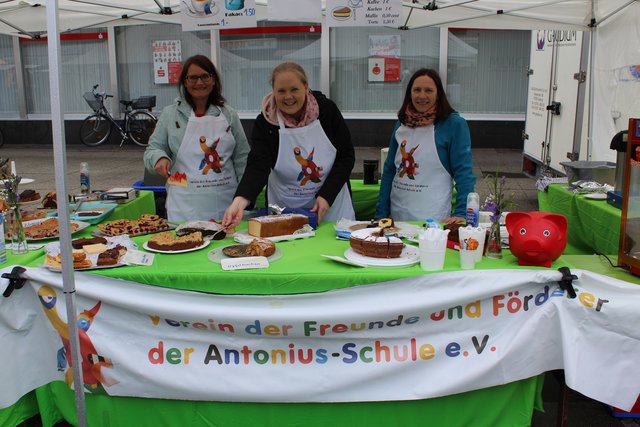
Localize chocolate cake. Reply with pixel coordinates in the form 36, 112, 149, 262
72, 236, 108, 249
349, 226, 404, 258
175, 220, 227, 240
19, 189, 40, 202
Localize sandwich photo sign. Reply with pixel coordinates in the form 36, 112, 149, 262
326, 0, 402, 27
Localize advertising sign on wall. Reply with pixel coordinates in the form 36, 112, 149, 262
153, 40, 182, 85
368, 35, 401, 82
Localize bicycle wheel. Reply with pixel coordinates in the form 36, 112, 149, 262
79, 113, 111, 146
126, 111, 157, 147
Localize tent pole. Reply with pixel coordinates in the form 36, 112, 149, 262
587, 25, 596, 161
45, 0, 88, 426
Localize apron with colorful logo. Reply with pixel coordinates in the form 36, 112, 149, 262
267, 114, 355, 222
166, 110, 237, 222
390, 125, 452, 220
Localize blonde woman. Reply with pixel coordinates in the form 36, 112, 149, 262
223, 62, 355, 227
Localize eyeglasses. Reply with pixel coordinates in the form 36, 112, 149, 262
185, 73, 213, 84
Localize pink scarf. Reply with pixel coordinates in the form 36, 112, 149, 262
261, 91, 319, 128
403, 103, 437, 128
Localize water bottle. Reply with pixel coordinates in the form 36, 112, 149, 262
466, 192, 480, 227
0, 213, 7, 264
426, 218, 441, 229
80, 162, 91, 194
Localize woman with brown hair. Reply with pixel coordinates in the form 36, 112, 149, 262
144, 55, 249, 222
375, 68, 476, 223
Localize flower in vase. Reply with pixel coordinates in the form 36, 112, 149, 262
481, 173, 514, 223
2, 172, 22, 204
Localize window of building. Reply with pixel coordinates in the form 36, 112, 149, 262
330, 26, 440, 113
116, 25, 211, 112
447, 29, 530, 114
20, 30, 110, 114
0, 34, 18, 116
220, 22, 321, 113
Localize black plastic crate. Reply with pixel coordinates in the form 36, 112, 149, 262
132, 96, 156, 109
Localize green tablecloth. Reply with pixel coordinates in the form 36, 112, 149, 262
255, 179, 380, 221
538, 184, 621, 255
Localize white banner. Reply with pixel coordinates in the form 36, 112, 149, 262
1, 267, 639, 410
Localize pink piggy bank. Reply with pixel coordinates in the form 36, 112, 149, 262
505, 212, 567, 268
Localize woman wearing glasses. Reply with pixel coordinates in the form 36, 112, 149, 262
144, 55, 249, 222
222, 62, 355, 228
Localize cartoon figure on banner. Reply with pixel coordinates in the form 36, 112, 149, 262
199, 135, 224, 174
294, 146, 323, 185
398, 140, 419, 180
505, 212, 567, 268
37, 286, 118, 393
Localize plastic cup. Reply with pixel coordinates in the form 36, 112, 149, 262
459, 226, 486, 262
459, 249, 476, 269
420, 247, 446, 271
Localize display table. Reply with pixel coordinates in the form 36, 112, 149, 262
538, 184, 621, 255
0, 191, 155, 271
2, 221, 568, 427
255, 179, 380, 221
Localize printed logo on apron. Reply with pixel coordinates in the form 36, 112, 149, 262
390, 125, 452, 221
166, 110, 237, 222
267, 113, 355, 222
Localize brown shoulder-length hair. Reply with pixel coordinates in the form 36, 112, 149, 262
179, 55, 225, 109
397, 68, 454, 125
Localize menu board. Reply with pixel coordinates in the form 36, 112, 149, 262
153, 40, 182, 85
181, 0, 257, 31
326, 0, 402, 27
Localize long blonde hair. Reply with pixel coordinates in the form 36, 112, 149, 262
270, 62, 309, 88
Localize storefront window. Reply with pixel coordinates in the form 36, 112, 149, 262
0, 35, 18, 116
220, 22, 321, 113
330, 26, 439, 113
116, 25, 211, 112
447, 29, 530, 114
20, 29, 110, 114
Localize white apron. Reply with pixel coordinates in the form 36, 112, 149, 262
267, 114, 355, 222
166, 110, 237, 222
390, 125, 452, 221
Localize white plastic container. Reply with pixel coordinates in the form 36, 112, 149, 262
466, 192, 479, 227
80, 162, 91, 194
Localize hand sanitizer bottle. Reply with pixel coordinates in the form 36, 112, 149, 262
466, 192, 480, 227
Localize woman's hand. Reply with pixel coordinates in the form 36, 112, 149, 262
154, 157, 171, 178
310, 196, 330, 224
442, 216, 466, 226
222, 197, 250, 229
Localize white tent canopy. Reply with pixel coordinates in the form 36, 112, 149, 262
1, 0, 636, 37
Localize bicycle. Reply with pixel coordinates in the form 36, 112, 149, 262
79, 84, 157, 147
